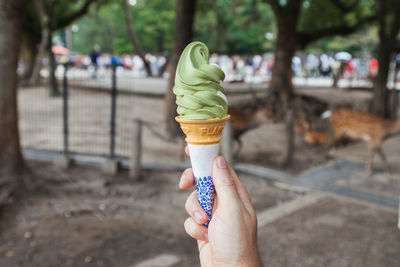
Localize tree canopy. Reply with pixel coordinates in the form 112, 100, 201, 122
72, 0, 176, 54
68, 0, 383, 56
72, 0, 275, 55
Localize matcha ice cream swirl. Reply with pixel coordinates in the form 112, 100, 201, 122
173, 41, 228, 120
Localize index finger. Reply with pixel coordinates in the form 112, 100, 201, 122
179, 168, 195, 190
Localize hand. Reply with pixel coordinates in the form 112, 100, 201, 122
179, 148, 261, 267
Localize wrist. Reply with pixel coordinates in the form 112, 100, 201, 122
239, 246, 262, 267
223, 249, 262, 267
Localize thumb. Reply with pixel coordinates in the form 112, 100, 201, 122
212, 156, 239, 205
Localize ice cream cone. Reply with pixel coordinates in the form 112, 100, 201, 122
176, 115, 230, 145
176, 115, 230, 226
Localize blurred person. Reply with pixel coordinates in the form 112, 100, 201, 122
258, 55, 269, 77
82, 55, 91, 70
319, 54, 331, 77
305, 54, 319, 78
122, 54, 133, 70
253, 54, 263, 75
332, 59, 347, 88
368, 57, 378, 81
218, 55, 233, 78
133, 55, 144, 75
89, 45, 100, 79
267, 55, 274, 74
394, 53, 400, 84
148, 54, 158, 76
209, 53, 219, 65
156, 54, 166, 75
345, 58, 355, 78
352, 57, 362, 80
110, 54, 120, 66
179, 153, 261, 267
292, 56, 302, 77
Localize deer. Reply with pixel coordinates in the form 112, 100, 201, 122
303, 126, 329, 146
229, 105, 274, 155
322, 108, 400, 176
294, 112, 329, 146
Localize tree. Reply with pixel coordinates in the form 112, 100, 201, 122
194, 0, 275, 55
0, 0, 28, 202
20, 3, 42, 83
371, 0, 400, 118
264, 0, 375, 165
123, 0, 152, 76
72, 0, 176, 54
29, 0, 97, 96
164, 0, 197, 138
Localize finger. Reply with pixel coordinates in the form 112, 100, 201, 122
184, 217, 208, 242
185, 191, 208, 224
227, 165, 255, 215
185, 145, 190, 156
179, 168, 195, 189
212, 156, 239, 205
227, 164, 252, 205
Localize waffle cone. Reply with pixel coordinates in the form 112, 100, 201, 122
175, 115, 230, 145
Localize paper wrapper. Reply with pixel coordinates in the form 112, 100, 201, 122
176, 115, 230, 226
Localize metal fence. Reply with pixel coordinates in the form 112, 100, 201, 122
19, 64, 146, 160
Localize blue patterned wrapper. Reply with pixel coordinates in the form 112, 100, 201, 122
187, 143, 220, 228
195, 175, 215, 227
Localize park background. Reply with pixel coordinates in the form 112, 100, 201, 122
1, 0, 400, 266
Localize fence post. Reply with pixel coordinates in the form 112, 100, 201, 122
221, 119, 233, 165
130, 119, 142, 180
63, 63, 69, 154
59, 62, 73, 168
102, 63, 120, 175
110, 63, 117, 158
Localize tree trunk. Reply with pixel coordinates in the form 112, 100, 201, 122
282, 106, 295, 166
332, 62, 346, 88
269, 2, 300, 117
47, 29, 60, 97
156, 30, 164, 53
0, 0, 27, 201
123, 0, 152, 77
269, 1, 302, 165
371, 0, 400, 118
164, 0, 197, 138
30, 27, 47, 86
20, 35, 39, 83
270, 31, 297, 117
372, 42, 392, 117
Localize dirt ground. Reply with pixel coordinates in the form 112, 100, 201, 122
0, 161, 298, 267
1, 159, 399, 267
258, 197, 400, 267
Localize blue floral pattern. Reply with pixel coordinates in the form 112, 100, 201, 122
195, 175, 215, 227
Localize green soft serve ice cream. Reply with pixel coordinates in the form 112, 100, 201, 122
173, 41, 228, 120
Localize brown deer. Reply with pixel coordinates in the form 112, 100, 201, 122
323, 108, 400, 175
304, 128, 328, 146
294, 113, 329, 146
229, 105, 273, 155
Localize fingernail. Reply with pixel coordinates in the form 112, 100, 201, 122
217, 157, 227, 169
194, 211, 203, 222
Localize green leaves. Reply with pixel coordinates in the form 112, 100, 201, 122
73, 0, 175, 54
194, 0, 275, 54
